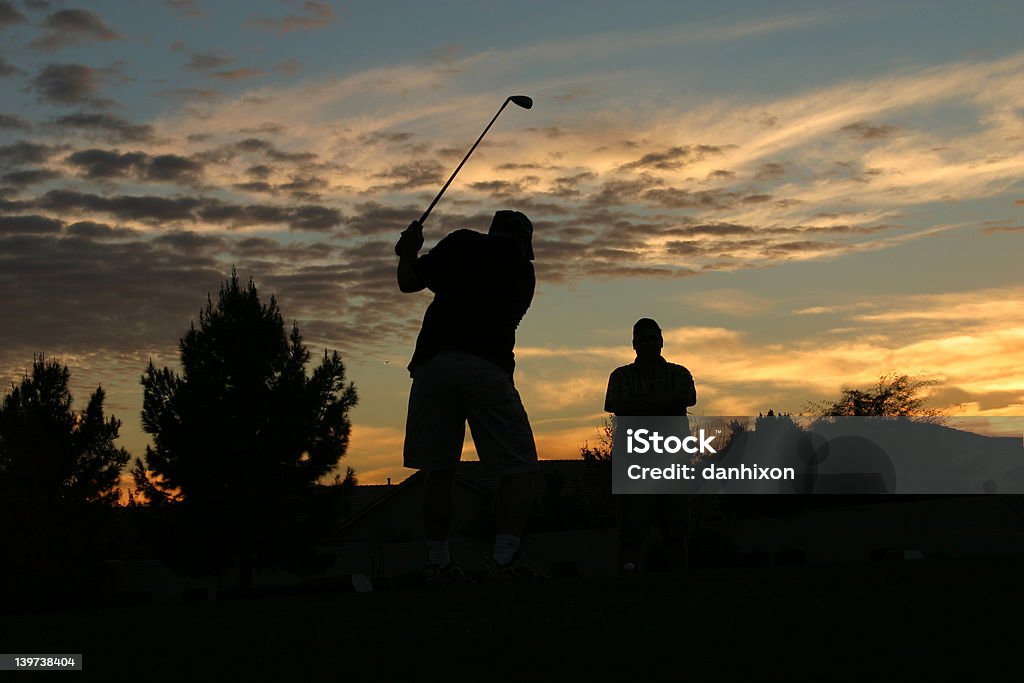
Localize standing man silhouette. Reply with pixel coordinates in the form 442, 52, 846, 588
395, 211, 544, 580
605, 318, 697, 573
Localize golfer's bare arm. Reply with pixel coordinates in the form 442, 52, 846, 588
397, 252, 425, 292
396, 220, 426, 292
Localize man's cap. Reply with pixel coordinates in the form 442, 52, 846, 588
489, 210, 534, 260
633, 318, 662, 335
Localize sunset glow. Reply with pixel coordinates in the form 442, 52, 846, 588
1, 1, 1021, 489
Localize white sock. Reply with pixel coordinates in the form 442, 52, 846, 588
428, 540, 450, 567
493, 534, 520, 566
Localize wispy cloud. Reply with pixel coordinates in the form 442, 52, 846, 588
30, 9, 122, 51
246, 1, 335, 33
31, 63, 110, 107
51, 112, 155, 143
0, 55, 23, 77
142, 41, 1024, 286
0, 1, 26, 27
164, 0, 205, 18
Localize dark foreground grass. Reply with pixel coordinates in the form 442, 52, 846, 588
2, 556, 1020, 679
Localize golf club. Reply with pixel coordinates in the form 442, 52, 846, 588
395, 95, 533, 254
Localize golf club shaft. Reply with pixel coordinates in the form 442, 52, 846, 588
418, 98, 512, 225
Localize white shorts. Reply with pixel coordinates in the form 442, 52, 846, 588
403, 351, 538, 474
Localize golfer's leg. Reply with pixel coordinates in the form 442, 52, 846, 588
463, 356, 538, 564
403, 353, 466, 566
618, 495, 647, 570
656, 495, 690, 572
423, 469, 457, 540
494, 471, 536, 537
467, 383, 538, 539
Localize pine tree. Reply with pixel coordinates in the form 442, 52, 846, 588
0, 356, 129, 573
135, 270, 357, 589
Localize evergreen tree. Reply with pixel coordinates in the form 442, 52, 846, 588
135, 271, 357, 589
0, 356, 129, 574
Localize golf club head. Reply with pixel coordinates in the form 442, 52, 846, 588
509, 95, 533, 109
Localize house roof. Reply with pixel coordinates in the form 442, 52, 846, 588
330, 459, 596, 535
341, 484, 395, 519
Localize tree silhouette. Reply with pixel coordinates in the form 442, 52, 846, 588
579, 416, 614, 464
577, 417, 615, 528
0, 356, 129, 574
808, 373, 941, 418
134, 271, 357, 590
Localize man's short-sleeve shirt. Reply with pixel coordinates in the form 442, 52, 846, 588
604, 357, 695, 416
408, 229, 534, 377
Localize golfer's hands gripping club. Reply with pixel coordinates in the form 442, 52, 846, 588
395, 220, 424, 256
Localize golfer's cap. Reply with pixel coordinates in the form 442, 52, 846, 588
633, 318, 662, 335
490, 210, 534, 260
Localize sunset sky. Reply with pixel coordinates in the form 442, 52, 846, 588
1, 0, 1022, 489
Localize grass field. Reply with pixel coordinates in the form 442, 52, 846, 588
2, 557, 1020, 678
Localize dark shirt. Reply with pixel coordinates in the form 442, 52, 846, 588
408, 229, 535, 377
604, 356, 696, 416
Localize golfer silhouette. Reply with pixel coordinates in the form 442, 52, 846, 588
396, 210, 546, 581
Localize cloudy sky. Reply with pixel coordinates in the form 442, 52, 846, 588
1, 0, 1022, 490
